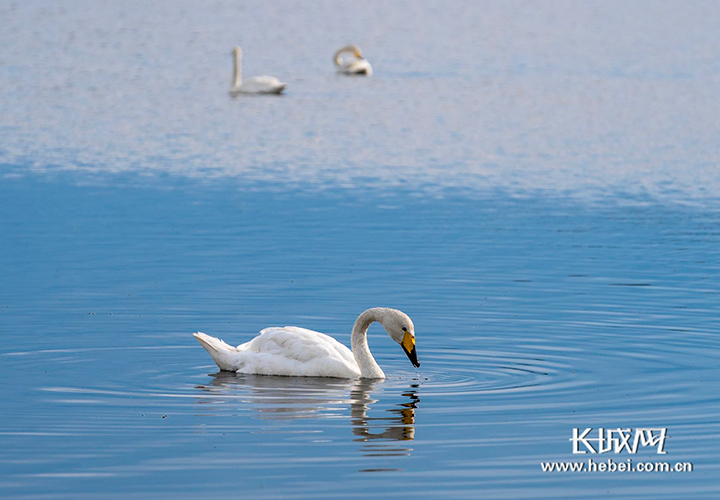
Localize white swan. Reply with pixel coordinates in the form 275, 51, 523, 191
229, 47, 286, 95
194, 307, 418, 379
334, 45, 373, 75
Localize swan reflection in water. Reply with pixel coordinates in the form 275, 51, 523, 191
195, 372, 419, 461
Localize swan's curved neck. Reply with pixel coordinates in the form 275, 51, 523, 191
351, 308, 386, 379
333, 48, 344, 66
232, 51, 242, 88
333, 46, 355, 66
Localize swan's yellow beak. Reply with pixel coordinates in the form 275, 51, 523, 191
401, 332, 420, 368
354, 50, 363, 59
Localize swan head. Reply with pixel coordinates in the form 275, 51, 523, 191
335, 45, 364, 62
380, 308, 419, 368
232, 46, 242, 58
352, 46, 364, 59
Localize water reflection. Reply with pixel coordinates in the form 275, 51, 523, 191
350, 381, 418, 457
196, 372, 419, 464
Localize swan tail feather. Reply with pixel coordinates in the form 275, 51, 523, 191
193, 332, 241, 371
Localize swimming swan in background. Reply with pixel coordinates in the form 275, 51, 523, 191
229, 46, 286, 95
334, 45, 373, 75
194, 307, 418, 379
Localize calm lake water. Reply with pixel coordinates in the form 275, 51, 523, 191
2, 1, 720, 498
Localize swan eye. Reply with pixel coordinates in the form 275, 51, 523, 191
402, 327, 407, 332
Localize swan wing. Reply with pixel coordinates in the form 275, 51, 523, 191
233, 326, 360, 378
236, 76, 287, 94
340, 59, 372, 75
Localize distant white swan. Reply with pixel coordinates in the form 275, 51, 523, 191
194, 307, 419, 379
229, 46, 286, 95
334, 45, 373, 75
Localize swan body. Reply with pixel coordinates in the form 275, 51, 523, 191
230, 47, 286, 95
334, 45, 373, 75
194, 307, 418, 379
